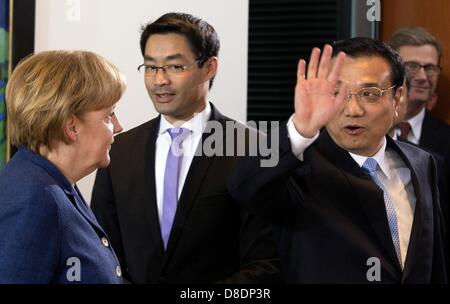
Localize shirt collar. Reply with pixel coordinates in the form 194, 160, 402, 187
16, 146, 75, 195
407, 107, 425, 141
348, 137, 391, 179
158, 102, 211, 136
390, 131, 398, 141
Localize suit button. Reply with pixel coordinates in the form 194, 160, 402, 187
116, 265, 122, 277
101, 237, 109, 247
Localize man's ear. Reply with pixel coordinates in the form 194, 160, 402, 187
204, 56, 218, 82
64, 115, 78, 142
393, 85, 403, 110
427, 92, 438, 110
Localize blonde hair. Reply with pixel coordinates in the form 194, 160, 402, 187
6, 50, 126, 153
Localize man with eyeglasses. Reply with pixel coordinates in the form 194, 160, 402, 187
90, 12, 281, 283
229, 37, 447, 283
388, 27, 449, 149
388, 26, 450, 276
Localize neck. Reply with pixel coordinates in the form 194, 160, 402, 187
164, 100, 208, 127
388, 128, 396, 138
406, 103, 425, 120
39, 144, 83, 185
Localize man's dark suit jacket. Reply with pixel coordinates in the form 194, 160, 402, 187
419, 111, 450, 238
229, 126, 447, 283
420, 111, 450, 163
91, 103, 281, 284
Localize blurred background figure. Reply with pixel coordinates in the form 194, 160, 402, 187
388, 27, 449, 271
388, 27, 450, 151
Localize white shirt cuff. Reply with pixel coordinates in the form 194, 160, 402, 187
286, 115, 319, 160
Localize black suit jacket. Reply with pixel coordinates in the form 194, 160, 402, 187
420, 111, 450, 238
91, 103, 281, 283
420, 111, 450, 161
229, 126, 447, 283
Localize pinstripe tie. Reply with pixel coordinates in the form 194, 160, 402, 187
362, 157, 402, 265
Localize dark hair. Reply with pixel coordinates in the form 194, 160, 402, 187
332, 37, 405, 90
140, 12, 220, 89
388, 27, 442, 64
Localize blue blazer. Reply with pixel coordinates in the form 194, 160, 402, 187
0, 147, 122, 284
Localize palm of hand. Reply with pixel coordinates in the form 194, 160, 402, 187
295, 78, 338, 127
292, 45, 347, 138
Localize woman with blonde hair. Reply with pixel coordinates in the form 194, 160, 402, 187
0, 50, 126, 283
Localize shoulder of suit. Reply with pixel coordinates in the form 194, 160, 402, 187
216, 116, 267, 141
0, 159, 60, 215
395, 139, 434, 162
113, 118, 157, 145
425, 111, 450, 132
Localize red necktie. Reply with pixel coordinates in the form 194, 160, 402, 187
398, 122, 411, 141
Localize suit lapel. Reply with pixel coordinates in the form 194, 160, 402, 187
162, 104, 222, 266
69, 185, 107, 235
390, 140, 434, 282
317, 131, 403, 271
419, 111, 438, 150
163, 145, 215, 258
140, 117, 166, 256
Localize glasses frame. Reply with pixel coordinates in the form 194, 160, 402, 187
403, 61, 442, 77
343, 84, 397, 104
137, 60, 201, 76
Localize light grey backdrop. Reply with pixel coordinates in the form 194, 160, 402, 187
35, 0, 249, 202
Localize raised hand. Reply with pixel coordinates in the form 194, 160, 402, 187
293, 45, 348, 138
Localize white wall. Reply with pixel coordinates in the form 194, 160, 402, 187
35, 0, 249, 202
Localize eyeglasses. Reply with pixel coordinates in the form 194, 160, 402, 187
137, 60, 200, 76
336, 84, 397, 104
403, 61, 441, 76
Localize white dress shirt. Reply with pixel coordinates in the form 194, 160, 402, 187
287, 117, 416, 269
349, 140, 416, 269
155, 103, 211, 224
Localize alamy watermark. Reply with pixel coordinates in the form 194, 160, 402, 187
66, 257, 81, 282
168, 119, 280, 168
366, 257, 381, 282
66, 0, 81, 22
366, 0, 381, 22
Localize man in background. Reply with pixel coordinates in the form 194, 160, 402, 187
388, 27, 450, 165
389, 27, 449, 256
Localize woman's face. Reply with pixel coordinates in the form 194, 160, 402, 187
76, 105, 123, 170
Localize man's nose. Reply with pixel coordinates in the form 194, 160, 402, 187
344, 95, 365, 116
411, 66, 428, 81
154, 68, 170, 86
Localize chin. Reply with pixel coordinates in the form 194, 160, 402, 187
98, 157, 111, 168
341, 140, 365, 153
410, 92, 429, 102
156, 107, 179, 118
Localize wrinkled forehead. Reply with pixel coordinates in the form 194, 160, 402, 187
397, 44, 439, 65
332, 55, 393, 88
144, 33, 196, 62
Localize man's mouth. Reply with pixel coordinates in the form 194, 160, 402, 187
344, 125, 365, 135
410, 83, 431, 91
154, 92, 176, 103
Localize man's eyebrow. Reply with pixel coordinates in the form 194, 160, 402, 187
359, 82, 381, 87
143, 53, 186, 62
335, 81, 384, 88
